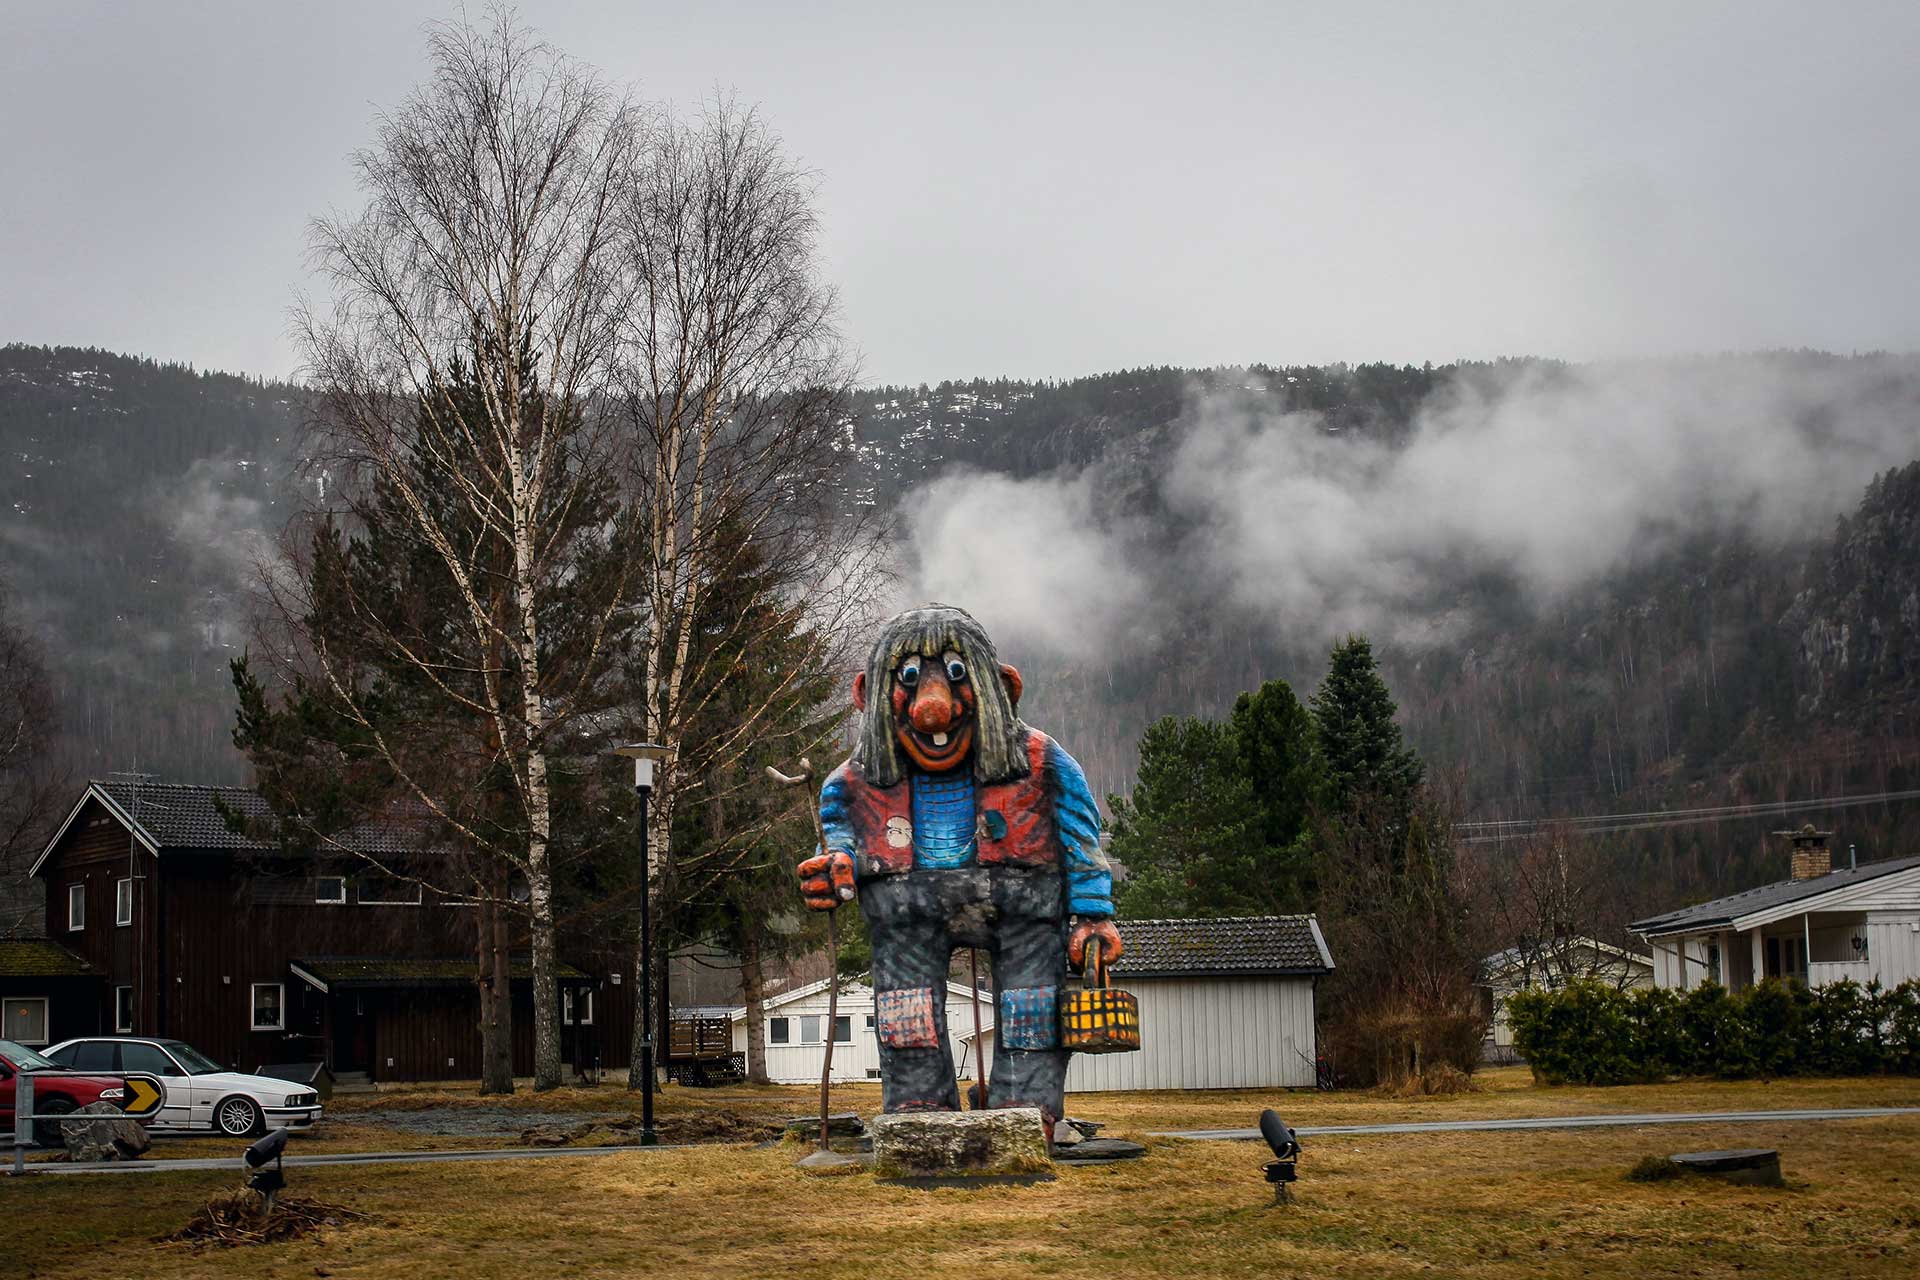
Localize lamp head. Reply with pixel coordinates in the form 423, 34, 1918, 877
1258, 1109, 1300, 1161
244, 1126, 289, 1168
613, 741, 673, 791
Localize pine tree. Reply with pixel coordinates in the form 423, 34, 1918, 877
1109, 716, 1268, 918
1311, 635, 1424, 819
1228, 677, 1325, 900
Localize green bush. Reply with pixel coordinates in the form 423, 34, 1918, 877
1504, 977, 1920, 1084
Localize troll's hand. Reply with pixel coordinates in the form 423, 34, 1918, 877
797, 850, 856, 911
1067, 919, 1123, 973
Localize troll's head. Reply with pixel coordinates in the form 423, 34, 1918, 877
852, 604, 1027, 787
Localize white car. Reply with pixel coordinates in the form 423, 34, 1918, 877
44, 1037, 323, 1137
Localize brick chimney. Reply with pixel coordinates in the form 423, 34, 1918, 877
1776, 824, 1834, 881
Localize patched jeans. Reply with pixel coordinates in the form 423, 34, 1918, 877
860, 865, 1070, 1124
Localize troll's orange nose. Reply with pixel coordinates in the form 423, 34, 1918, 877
909, 683, 959, 732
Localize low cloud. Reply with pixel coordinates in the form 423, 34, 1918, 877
897, 354, 1920, 658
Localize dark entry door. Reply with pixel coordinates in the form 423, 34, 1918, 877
332, 993, 372, 1072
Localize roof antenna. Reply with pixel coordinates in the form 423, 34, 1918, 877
1849, 844, 1857, 871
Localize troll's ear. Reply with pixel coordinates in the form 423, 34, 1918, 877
1000, 663, 1023, 711
852, 671, 868, 712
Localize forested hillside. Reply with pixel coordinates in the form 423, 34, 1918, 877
5, 343, 1920, 905
0, 344, 301, 782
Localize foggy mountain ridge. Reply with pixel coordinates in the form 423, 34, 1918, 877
5, 342, 1920, 901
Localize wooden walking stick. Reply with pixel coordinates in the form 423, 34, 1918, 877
968, 949, 989, 1108
768, 758, 841, 1152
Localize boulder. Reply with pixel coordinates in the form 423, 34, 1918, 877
1055, 1137, 1148, 1164
61, 1101, 150, 1162
1051, 1119, 1084, 1146
870, 1108, 1053, 1182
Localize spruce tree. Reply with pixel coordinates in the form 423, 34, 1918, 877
1311, 635, 1424, 818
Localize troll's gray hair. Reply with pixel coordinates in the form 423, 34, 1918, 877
854, 604, 1029, 788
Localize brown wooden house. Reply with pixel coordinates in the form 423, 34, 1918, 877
28, 781, 630, 1082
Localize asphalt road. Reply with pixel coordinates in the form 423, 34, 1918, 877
13, 1105, 1920, 1175
1153, 1105, 1920, 1141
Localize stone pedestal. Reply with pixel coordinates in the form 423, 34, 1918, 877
869, 1108, 1053, 1183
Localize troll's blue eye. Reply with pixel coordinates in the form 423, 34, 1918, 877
897, 658, 921, 687
945, 658, 968, 683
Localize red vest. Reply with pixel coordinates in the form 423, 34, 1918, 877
829, 730, 1058, 878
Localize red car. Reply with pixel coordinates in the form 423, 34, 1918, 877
0, 1038, 129, 1147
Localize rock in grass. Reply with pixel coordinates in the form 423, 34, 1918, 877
61, 1101, 150, 1162
870, 1108, 1053, 1181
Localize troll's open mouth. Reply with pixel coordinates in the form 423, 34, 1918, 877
902, 721, 972, 764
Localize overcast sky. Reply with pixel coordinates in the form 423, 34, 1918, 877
4, 1, 1917, 387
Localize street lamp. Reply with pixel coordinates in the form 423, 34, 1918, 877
614, 740, 673, 1146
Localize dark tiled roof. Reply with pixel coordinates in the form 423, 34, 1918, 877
1630, 854, 1920, 937
0, 939, 99, 977
95, 781, 423, 856
1108, 916, 1333, 977
292, 955, 588, 989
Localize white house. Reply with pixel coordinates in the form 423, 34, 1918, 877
965, 916, 1335, 1092
1476, 937, 1653, 1061
1630, 830, 1920, 992
728, 977, 995, 1084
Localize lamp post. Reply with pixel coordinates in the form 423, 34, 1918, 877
614, 741, 673, 1146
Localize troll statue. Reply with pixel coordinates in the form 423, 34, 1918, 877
798, 604, 1122, 1125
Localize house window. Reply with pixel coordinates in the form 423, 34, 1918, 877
1707, 943, 1721, 985
115, 985, 134, 1033
314, 876, 347, 905
865, 1014, 876, 1032
564, 989, 594, 1026
67, 883, 85, 931
251, 983, 285, 1031
3, 997, 48, 1046
358, 876, 422, 905
769, 1017, 790, 1044
116, 878, 133, 926
833, 1015, 852, 1044
800, 1015, 821, 1044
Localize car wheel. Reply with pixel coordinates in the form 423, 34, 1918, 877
215, 1096, 264, 1138
33, 1097, 75, 1148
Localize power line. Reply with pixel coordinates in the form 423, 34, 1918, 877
1457, 788, 1920, 844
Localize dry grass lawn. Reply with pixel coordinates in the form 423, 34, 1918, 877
7, 1075, 1919, 1279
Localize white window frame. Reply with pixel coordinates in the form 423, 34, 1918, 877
564, 988, 595, 1026
3, 996, 49, 1046
250, 982, 286, 1031
115, 985, 134, 1033
116, 877, 133, 927
800, 1015, 821, 1044
314, 875, 347, 905
357, 877, 423, 906
833, 1015, 852, 1044
67, 883, 85, 931
769, 1016, 790, 1044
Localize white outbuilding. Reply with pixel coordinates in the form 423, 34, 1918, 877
729, 915, 1335, 1092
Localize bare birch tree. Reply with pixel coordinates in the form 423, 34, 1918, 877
614, 100, 880, 1087
289, 10, 643, 1090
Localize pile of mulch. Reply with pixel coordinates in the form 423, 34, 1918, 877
521, 1108, 786, 1147
165, 1187, 365, 1247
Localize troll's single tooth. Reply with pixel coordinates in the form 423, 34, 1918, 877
932, 731, 948, 747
